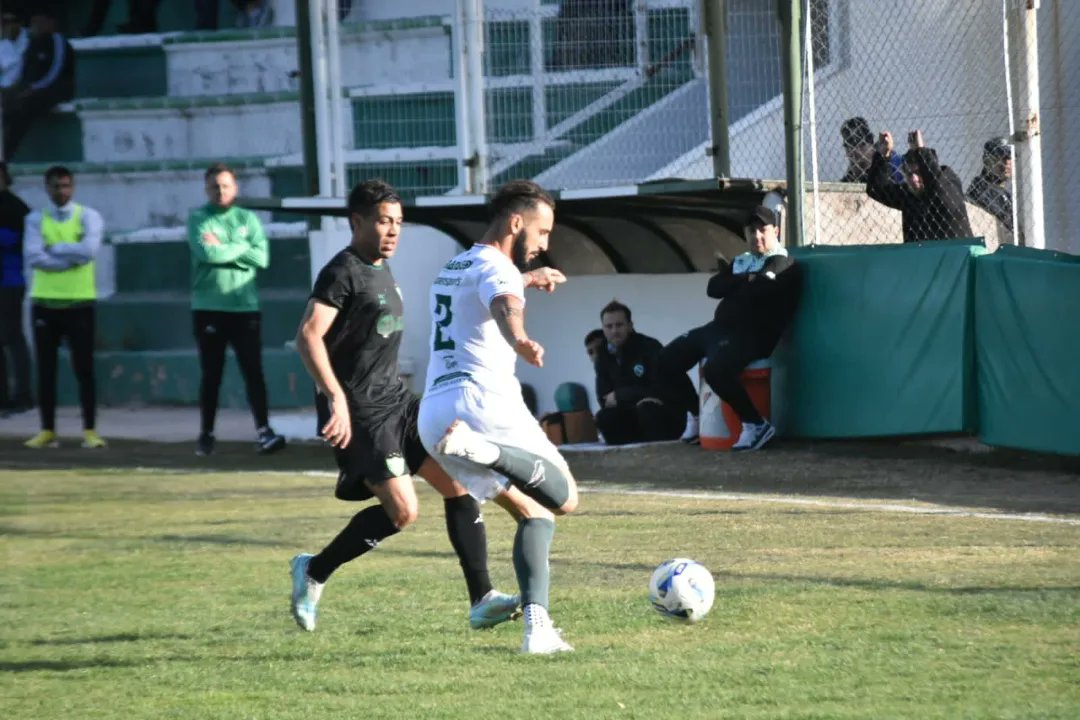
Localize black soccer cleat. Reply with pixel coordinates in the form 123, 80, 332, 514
257, 427, 286, 455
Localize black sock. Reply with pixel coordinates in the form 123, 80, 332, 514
488, 444, 570, 511
306, 504, 400, 583
444, 495, 493, 605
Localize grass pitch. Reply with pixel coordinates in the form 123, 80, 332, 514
1, 445, 1079, 719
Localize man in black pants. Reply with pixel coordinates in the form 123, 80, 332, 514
2, 8, 74, 160
187, 163, 284, 456
22, 167, 106, 449
289, 179, 519, 633
658, 206, 801, 451
593, 300, 696, 445
0, 162, 32, 415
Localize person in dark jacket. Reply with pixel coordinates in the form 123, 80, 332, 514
657, 206, 802, 451
2, 8, 75, 160
593, 300, 696, 445
867, 129, 973, 243
967, 137, 1014, 233
0, 162, 32, 414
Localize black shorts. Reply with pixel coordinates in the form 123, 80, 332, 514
315, 393, 429, 501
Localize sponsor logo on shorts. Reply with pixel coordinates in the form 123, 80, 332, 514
526, 459, 545, 488
385, 453, 407, 478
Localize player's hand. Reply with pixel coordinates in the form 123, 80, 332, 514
876, 131, 893, 158
321, 393, 352, 448
201, 231, 221, 246
603, 391, 616, 408
523, 267, 567, 293
514, 338, 545, 367
908, 129, 924, 150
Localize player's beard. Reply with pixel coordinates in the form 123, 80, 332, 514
511, 229, 537, 271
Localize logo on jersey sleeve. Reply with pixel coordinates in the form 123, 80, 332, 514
633, 363, 645, 377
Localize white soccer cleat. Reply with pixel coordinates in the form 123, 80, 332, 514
435, 420, 483, 463
469, 590, 521, 630
522, 625, 574, 654
289, 553, 324, 632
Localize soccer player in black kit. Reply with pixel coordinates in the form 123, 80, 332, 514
289, 179, 518, 632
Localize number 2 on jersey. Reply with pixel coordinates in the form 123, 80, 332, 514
433, 293, 455, 350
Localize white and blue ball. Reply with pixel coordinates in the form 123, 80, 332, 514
648, 558, 715, 623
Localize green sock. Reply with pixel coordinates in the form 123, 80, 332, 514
512, 517, 555, 608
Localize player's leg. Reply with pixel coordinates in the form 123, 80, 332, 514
228, 311, 284, 454
192, 310, 228, 454
67, 304, 104, 447
701, 334, 773, 450
26, 304, 60, 447
490, 488, 572, 654
595, 405, 641, 445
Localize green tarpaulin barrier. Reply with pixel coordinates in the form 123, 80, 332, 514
975, 245, 1080, 456
772, 241, 986, 438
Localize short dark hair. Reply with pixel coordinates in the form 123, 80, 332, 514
600, 299, 631, 323
204, 162, 235, 182
44, 165, 72, 182
840, 116, 873, 147
489, 179, 555, 222
348, 179, 402, 218
584, 328, 604, 346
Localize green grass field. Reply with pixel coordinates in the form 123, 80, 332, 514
2, 447, 1079, 719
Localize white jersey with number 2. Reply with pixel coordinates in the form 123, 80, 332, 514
423, 244, 525, 400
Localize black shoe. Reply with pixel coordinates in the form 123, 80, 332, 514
256, 427, 286, 455
196, 432, 215, 456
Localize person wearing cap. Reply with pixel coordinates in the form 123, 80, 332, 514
23, 166, 107, 449
656, 206, 802, 451
967, 137, 1014, 233
840, 117, 902, 184
867, 129, 973, 243
2, 7, 75, 160
0, 161, 32, 415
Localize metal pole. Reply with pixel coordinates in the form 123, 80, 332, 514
463, 0, 489, 194
310, 0, 333, 203
703, 0, 730, 178
1016, 0, 1045, 249
804, 0, 820, 246
1001, 0, 1020, 246
453, 0, 473, 194
325, 0, 348, 205
295, 0, 320, 197
778, 0, 804, 248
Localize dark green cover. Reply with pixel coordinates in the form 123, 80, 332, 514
975, 246, 1080, 455
772, 241, 986, 438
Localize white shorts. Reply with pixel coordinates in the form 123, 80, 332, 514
418, 382, 568, 502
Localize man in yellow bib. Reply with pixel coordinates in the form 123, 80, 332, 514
22, 166, 106, 449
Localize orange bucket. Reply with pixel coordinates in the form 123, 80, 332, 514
699, 359, 772, 451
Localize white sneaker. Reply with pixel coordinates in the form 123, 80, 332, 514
435, 420, 490, 465
469, 590, 521, 629
680, 412, 700, 444
732, 421, 775, 451
289, 553, 324, 631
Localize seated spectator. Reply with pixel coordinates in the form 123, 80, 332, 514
0, 11, 28, 89
867, 129, 973, 243
840, 116, 901, 184
657, 206, 801, 451
236, 0, 273, 28
584, 327, 604, 365
967, 137, 1014, 232
82, 0, 160, 36
2, 8, 74, 160
593, 300, 696, 445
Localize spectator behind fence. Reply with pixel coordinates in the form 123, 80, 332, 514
82, 0, 161, 36
593, 300, 696, 445
584, 327, 604, 365
967, 137, 1014, 232
0, 161, 32, 414
1, 8, 74, 160
23, 167, 106, 449
188, 163, 285, 457
840, 116, 902, 184
657, 206, 801, 452
0, 11, 28, 89
867, 129, 973, 243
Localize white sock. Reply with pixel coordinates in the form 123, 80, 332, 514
523, 602, 550, 629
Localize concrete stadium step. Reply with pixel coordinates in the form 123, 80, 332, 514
55, 347, 312, 410
96, 288, 310, 352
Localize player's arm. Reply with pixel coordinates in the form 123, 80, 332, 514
234, 213, 270, 270
23, 211, 74, 271
187, 213, 250, 265
490, 294, 544, 368
295, 299, 351, 448
522, 267, 566, 293
867, 131, 906, 209
45, 206, 104, 265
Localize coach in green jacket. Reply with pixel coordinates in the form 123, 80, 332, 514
188, 162, 285, 457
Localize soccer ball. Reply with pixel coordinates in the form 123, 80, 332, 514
648, 558, 715, 623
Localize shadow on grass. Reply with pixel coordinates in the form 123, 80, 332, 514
30, 632, 194, 646
0, 658, 139, 673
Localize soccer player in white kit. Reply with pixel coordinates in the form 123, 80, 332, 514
418, 180, 580, 654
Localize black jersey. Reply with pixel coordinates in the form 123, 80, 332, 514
310, 247, 410, 424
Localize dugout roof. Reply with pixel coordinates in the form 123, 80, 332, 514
244, 178, 785, 275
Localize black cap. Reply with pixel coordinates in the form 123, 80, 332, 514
983, 137, 1011, 161
747, 205, 778, 228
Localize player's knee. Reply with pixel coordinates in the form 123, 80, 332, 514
556, 480, 579, 515
388, 501, 419, 528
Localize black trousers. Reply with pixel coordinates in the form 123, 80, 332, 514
596, 399, 686, 445
31, 303, 97, 431
659, 321, 766, 424
0, 287, 32, 407
192, 310, 270, 434
2, 85, 74, 161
